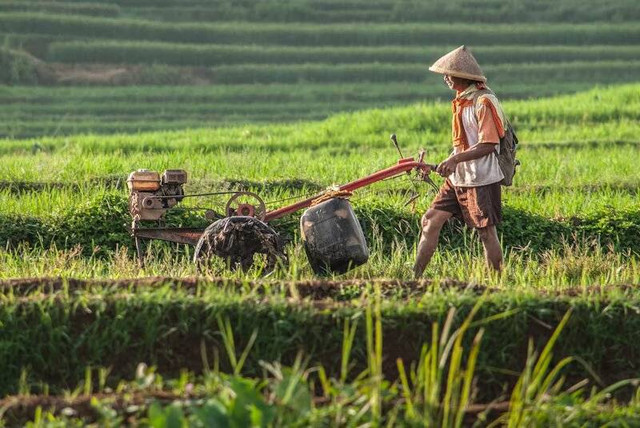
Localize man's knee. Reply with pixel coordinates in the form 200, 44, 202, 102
476, 227, 490, 239
421, 209, 450, 232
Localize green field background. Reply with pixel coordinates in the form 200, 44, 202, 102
1, 0, 640, 138
2, 0, 640, 425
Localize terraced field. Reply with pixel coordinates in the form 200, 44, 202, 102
2, 0, 640, 425
1, 0, 640, 138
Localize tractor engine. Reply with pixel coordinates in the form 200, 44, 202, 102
127, 169, 187, 222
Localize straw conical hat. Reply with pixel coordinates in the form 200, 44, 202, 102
429, 45, 486, 82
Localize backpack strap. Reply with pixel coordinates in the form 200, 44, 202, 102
470, 88, 493, 105
469, 88, 494, 120
470, 89, 510, 135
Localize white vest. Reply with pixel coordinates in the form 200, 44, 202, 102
449, 94, 505, 187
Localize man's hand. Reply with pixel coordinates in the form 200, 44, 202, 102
436, 157, 458, 177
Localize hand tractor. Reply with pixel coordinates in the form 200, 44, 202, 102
127, 135, 438, 275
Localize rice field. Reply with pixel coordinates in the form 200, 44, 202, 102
2, 0, 640, 425
1, 0, 640, 138
1, 81, 640, 423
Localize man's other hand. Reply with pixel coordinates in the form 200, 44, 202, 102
436, 157, 458, 177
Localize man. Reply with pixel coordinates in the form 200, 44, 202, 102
414, 45, 507, 277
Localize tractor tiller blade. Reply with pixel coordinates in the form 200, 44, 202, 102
194, 216, 287, 274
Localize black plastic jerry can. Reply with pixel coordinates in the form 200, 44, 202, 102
300, 198, 369, 275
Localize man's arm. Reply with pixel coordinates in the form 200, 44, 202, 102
452, 142, 497, 163
437, 100, 501, 176
436, 143, 497, 176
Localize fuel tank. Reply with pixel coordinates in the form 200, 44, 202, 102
300, 198, 369, 275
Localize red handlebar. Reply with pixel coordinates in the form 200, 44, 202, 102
263, 157, 435, 222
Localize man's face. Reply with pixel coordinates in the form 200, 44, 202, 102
443, 75, 471, 92
443, 74, 455, 90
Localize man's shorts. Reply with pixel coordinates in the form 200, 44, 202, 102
430, 179, 502, 229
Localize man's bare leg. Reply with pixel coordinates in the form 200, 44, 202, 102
476, 225, 502, 271
413, 209, 453, 278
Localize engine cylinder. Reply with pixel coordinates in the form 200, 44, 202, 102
127, 170, 160, 191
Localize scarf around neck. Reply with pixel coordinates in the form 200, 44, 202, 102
451, 83, 487, 150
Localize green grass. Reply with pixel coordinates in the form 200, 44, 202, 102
5, 0, 640, 24
2, 1, 640, 423
0, 89, 638, 428
3, 14, 639, 46
3, 297, 640, 426
2, 236, 639, 287
2, 1, 639, 138
0, 81, 614, 138
0, 84, 639, 267
0, 281, 639, 407
2, 83, 638, 149
3, 6, 639, 135
46, 41, 640, 66
118, 0, 640, 24
0, 2, 120, 18
1, 80, 638, 138
183, 60, 640, 86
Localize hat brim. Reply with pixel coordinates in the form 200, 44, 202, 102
429, 65, 487, 83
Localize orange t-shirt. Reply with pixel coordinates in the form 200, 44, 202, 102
476, 100, 501, 145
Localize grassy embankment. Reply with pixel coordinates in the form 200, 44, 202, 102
1, 1, 639, 137
1, 278, 640, 425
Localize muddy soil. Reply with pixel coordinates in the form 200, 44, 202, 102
0, 276, 478, 299
1, 276, 634, 300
